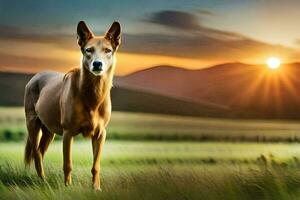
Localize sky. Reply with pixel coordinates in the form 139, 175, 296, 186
1, 0, 300, 75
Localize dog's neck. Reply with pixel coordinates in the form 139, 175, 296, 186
79, 63, 114, 110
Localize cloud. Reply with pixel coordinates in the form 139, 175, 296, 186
294, 38, 300, 46
0, 53, 77, 73
0, 25, 77, 50
146, 10, 201, 30
122, 33, 296, 61
145, 10, 250, 44
195, 9, 215, 16
0, 14, 299, 68
136, 10, 300, 61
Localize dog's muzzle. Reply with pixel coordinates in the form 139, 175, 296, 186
92, 61, 103, 72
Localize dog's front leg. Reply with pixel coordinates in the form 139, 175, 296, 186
91, 129, 107, 190
63, 131, 73, 186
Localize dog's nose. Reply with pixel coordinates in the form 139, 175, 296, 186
92, 61, 103, 71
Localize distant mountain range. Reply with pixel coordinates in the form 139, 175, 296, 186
115, 62, 300, 119
2, 62, 300, 119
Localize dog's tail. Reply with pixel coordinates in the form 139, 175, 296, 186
24, 136, 33, 166
24, 76, 40, 167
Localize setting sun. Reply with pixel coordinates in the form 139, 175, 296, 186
266, 57, 281, 69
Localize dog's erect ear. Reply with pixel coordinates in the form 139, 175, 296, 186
105, 21, 121, 50
77, 21, 93, 47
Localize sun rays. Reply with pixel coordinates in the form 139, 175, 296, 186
229, 60, 299, 117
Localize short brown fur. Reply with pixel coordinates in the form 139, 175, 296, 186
24, 21, 121, 190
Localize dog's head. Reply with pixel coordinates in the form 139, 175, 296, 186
77, 21, 121, 76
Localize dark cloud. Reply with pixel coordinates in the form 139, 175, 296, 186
122, 33, 296, 61
146, 10, 201, 30
0, 25, 77, 50
145, 10, 244, 40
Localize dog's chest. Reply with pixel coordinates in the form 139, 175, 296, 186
79, 110, 100, 137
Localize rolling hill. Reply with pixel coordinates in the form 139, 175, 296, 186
0, 71, 228, 118
115, 63, 300, 119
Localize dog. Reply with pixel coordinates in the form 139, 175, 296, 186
24, 21, 121, 190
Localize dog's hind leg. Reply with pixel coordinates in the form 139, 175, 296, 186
24, 76, 47, 179
25, 113, 45, 179
39, 125, 55, 157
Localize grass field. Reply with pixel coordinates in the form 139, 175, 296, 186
1, 107, 300, 142
2, 141, 300, 199
2, 107, 300, 199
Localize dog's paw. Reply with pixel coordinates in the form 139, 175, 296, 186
64, 177, 72, 187
93, 184, 102, 191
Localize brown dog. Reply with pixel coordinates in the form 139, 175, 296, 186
24, 21, 121, 190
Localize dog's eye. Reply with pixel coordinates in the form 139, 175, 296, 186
85, 48, 93, 53
104, 48, 112, 53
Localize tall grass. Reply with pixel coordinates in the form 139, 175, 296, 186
1, 163, 300, 200
1, 142, 300, 199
